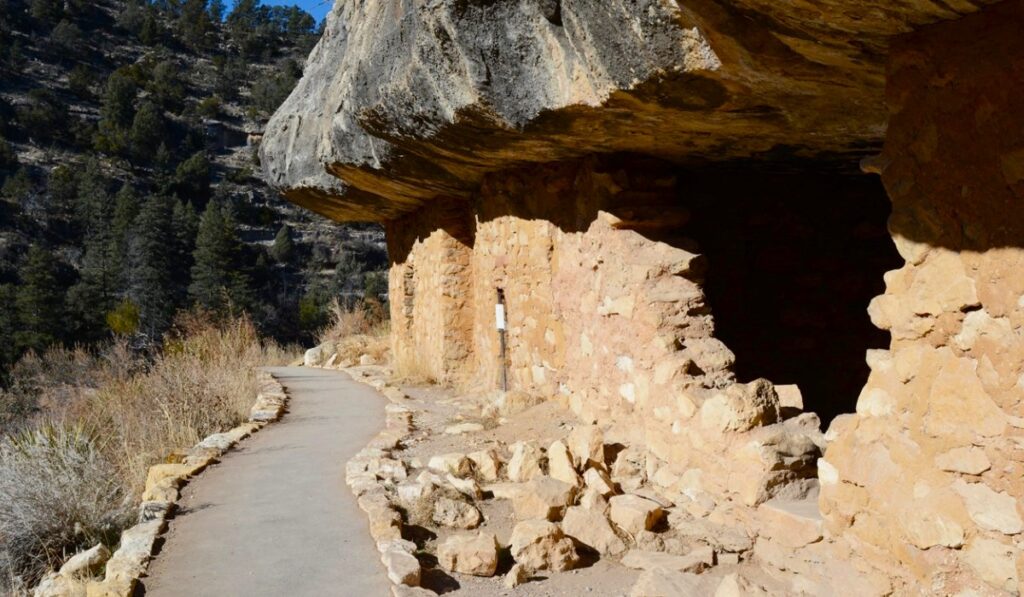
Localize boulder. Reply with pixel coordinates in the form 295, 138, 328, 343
715, 573, 770, 597
445, 474, 483, 499
609, 494, 664, 535
467, 449, 502, 481
699, 379, 780, 433
33, 574, 85, 597
381, 544, 421, 586
567, 425, 605, 470
583, 467, 616, 497
509, 520, 579, 572
432, 497, 483, 529
561, 506, 626, 555
507, 441, 545, 482
59, 543, 111, 577
504, 563, 529, 589
511, 477, 577, 521
428, 453, 472, 477
437, 532, 500, 577
547, 440, 582, 488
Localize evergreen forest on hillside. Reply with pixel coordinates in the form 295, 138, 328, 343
0, 0, 389, 383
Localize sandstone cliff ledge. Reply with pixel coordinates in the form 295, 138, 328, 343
260, 0, 995, 221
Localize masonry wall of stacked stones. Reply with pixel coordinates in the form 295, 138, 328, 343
821, 4, 1024, 593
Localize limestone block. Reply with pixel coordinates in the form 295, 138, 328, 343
507, 441, 545, 482
567, 425, 605, 470
504, 563, 528, 588
583, 466, 616, 497
953, 480, 1024, 535
629, 569, 703, 597
432, 497, 482, 529
934, 447, 991, 475
963, 537, 1020, 593
512, 477, 577, 521
381, 544, 421, 586
437, 532, 500, 577
33, 574, 85, 597
427, 453, 472, 477
445, 474, 483, 499
444, 422, 484, 435
775, 385, 803, 410
561, 506, 626, 555
758, 497, 823, 548
142, 464, 189, 497
620, 547, 714, 573
467, 449, 501, 481
609, 494, 664, 535
699, 380, 780, 433
547, 440, 581, 488
509, 520, 579, 572
59, 544, 111, 578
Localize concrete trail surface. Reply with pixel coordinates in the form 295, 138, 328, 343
142, 366, 391, 597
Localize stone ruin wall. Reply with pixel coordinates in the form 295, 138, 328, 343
387, 156, 823, 511
821, 4, 1024, 593
385, 3, 1024, 593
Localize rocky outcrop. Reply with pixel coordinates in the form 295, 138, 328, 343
261, 0, 997, 221
271, 0, 1023, 593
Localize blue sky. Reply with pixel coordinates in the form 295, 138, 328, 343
262, 0, 334, 23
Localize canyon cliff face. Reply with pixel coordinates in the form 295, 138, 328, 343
263, 1, 1024, 594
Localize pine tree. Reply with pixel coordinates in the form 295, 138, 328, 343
109, 184, 139, 290
94, 71, 137, 154
14, 245, 66, 354
270, 224, 293, 263
129, 195, 176, 339
170, 199, 198, 304
173, 151, 211, 202
129, 101, 166, 163
189, 200, 252, 313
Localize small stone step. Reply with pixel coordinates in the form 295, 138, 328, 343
757, 495, 823, 548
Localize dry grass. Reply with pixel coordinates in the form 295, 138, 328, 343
318, 299, 390, 366
0, 312, 293, 590
391, 348, 438, 385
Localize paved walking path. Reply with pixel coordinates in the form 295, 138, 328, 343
142, 367, 391, 597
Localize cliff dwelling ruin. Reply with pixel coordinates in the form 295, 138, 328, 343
263, 0, 1024, 593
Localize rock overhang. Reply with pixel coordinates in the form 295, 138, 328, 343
260, 0, 998, 222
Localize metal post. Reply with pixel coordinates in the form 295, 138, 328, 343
496, 288, 508, 392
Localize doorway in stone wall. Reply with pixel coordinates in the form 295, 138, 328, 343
678, 164, 902, 426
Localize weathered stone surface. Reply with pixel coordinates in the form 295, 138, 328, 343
952, 480, 1023, 535
432, 497, 482, 529
547, 440, 582, 488
511, 477, 577, 521
262, 0, 995, 221
699, 380, 780, 433
509, 520, 579, 573
583, 467, 616, 497
437, 532, 500, 577
566, 425, 605, 471
33, 574, 85, 597
609, 495, 664, 535
934, 447, 991, 475
629, 569, 703, 597
59, 544, 111, 578
427, 453, 472, 478
467, 449, 501, 481
381, 544, 422, 586
620, 547, 714, 574
444, 422, 484, 435
758, 497, 823, 548
963, 537, 1020, 593
503, 563, 528, 589
507, 441, 545, 483
561, 506, 626, 555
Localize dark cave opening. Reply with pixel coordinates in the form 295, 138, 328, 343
680, 167, 902, 426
